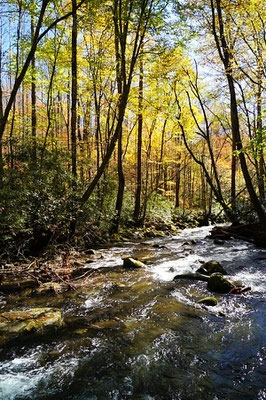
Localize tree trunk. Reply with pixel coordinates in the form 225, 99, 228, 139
175, 162, 181, 208
227, 55, 266, 227
69, 0, 78, 237
133, 47, 143, 224
0, 37, 3, 121
211, 0, 266, 228
71, 0, 77, 179
231, 138, 236, 213
112, 125, 125, 233
31, 7, 37, 162
256, 68, 265, 202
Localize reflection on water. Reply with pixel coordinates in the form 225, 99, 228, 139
0, 226, 265, 399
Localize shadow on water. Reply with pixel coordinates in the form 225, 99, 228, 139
0, 226, 266, 400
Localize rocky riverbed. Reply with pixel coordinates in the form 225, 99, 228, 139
0, 225, 265, 399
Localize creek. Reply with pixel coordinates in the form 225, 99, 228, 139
0, 225, 265, 400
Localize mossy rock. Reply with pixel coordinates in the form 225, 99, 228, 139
74, 328, 89, 336
197, 260, 227, 275
64, 316, 90, 329
207, 273, 234, 294
0, 278, 39, 292
123, 257, 145, 269
198, 297, 218, 306
35, 282, 67, 296
0, 308, 62, 346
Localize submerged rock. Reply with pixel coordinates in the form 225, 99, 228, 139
197, 260, 227, 275
74, 328, 89, 336
90, 319, 127, 332
0, 308, 62, 346
173, 272, 209, 282
123, 257, 146, 269
198, 297, 218, 306
214, 239, 225, 245
207, 273, 234, 293
64, 316, 91, 329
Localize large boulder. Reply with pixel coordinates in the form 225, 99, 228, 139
207, 273, 234, 294
123, 257, 145, 269
0, 308, 62, 346
197, 260, 227, 275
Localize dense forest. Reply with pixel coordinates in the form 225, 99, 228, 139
0, 2, 266, 398
0, 0, 265, 256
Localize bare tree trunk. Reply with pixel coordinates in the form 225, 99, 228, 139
257, 67, 265, 202
67, 77, 70, 152
141, 119, 156, 222
175, 160, 181, 208
0, 35, 3, 121
133, 45, 143, 224
231, 138, 236, 213
9, 0, 23, 171
211, 0, 266, 228
31, 6, 37, 162
112, 125, 125, 233
71, 0, 77, 179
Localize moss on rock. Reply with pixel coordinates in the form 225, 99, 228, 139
207, 273, 234, 294
0, 308, 62, 346
197, 260, 227, 275
198, 297, 218, 306
123, 257, 146, 269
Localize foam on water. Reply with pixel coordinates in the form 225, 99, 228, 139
233, 270, 266, 294
85, 294, 104, 308
0, 355, 80, 400
173, 225, 213, 241
0, 356, 42, 399
151, 254, 201, 281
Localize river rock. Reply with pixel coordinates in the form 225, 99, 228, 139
90, 319, 127, 332
198, 297, 218, 306
86, 249, 97, 255
173, 272, 209, 282
0, 308, 62, 346
207, 273, 234, 293
197, 260, 227, 275
34, 282, 67, 295
0, 277, 39, 292
64, 316, 91, 329
214, 239, 225, 245
123, 257, 145, 269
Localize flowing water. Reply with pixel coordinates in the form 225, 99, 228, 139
0, 226, 265, 400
